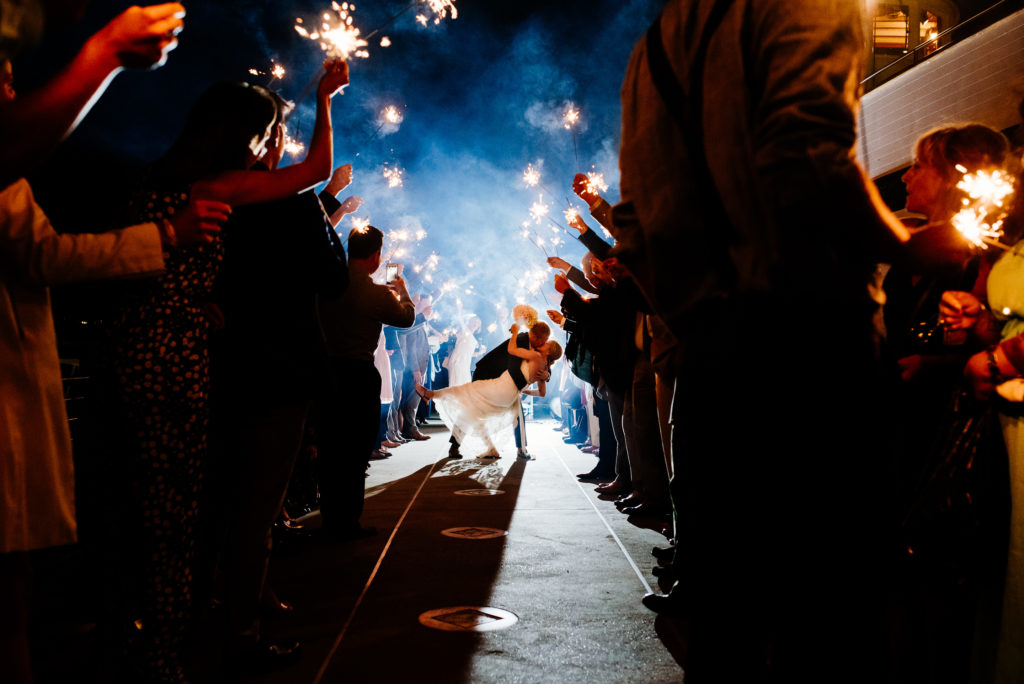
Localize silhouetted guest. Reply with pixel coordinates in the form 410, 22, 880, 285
611, 1, 909, 680
318, 225, 414, 538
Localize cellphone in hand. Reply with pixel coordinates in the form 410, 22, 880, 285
386, 263, 399, 283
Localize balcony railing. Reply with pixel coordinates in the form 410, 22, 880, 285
862, 0, 1023, 93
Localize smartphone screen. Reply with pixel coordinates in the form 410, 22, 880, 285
386, 263, 399, 282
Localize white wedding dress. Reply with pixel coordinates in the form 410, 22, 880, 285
432, 360, 530, 455
443, 328, 477, 388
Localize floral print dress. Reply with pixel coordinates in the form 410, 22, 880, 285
111, 187, 222, 682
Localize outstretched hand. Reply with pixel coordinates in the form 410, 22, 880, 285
318, 59, 349, 98
169, 198, 231, 246
93, 3, 186, 71
337, 196, 363, 215
546, 309, 565, 326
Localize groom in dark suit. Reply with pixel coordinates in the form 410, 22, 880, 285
448, 321, 551, 459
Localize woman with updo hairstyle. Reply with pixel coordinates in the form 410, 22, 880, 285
106, 61, 349, 683
882, 123, 1010, 682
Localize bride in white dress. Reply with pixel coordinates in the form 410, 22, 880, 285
418, 325, 562, 457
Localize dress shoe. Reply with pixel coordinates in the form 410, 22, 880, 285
448, 444, 462, 459
581, 445, 600, 454
641, 592, 688, 619
577, 469, 615, 482
516, 447, 533, 460
382, 440, 402, 449
369, 449, 390, 460
225, 639, 302, 676
403, 430, 431, 441
595, 478, 630, 495
652, 545, 675, 563
621, 502, 661, 517
652, 564, 675, 581
615, 493, 643, 510
260, 589, 294, 618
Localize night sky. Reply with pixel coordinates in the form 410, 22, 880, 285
19, 0, 664, 343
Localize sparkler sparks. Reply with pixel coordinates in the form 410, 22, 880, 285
562, 104, 580, 130
952, 164, 1016, 249
271, 63, 286, 80
423, 0, 458, 24
382, 105, 403, 124
529, 195, 550, 224
563, 207, 581, 224
383, 166, 404, 188
282, 132, 305, 157
295, 2, 369, 61
415, 14, 428, 26
351, 216, 370, 232
380, 36, 391, 46
586, 171, 608, 194
523, 164, 541, 188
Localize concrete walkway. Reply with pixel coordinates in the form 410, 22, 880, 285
251, 419, 685, 683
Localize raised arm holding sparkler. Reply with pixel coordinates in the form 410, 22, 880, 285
193, 59, 349, 206
0, 3, 186, 188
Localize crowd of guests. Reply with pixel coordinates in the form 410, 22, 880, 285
5, 1, 1024, 683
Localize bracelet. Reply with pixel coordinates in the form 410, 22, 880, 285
987, 347, 1005, 385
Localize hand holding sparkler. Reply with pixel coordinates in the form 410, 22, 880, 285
572, 173, 599, 205
939, 291, 984, 330
92, 3, 185, 71
317, 59, 349, 98
567, 212, 589, 235
546, 309, 565, 327
325, 163, 353, 195
166, 197, 232, 247
553, 273, 571, 294
547, 256, 570, 272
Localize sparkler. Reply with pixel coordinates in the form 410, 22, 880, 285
383, 105, 404, 124
522, 164, 541, 188
952, 163, 1015, 250
294, 4, 369, 61
351, 216, 370, 231
282, 132, 305, 157
529, 194, 550, 224
563, 103, 580, 165
383, 166, 404, 188
585, 171, 608, 194
380, 36, 391, 46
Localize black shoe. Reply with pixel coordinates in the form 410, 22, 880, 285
621, 503, 661, 517
226, 639, 302, 676
448, 444, 462, 459
615, 494, 643, 510
651, 565, 675, 582
641, 592, 688, 618
577, 469, 615, 482
652, 545, 675, 563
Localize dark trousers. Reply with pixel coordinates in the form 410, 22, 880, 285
319, 358, 380, 532
221, 399, 310, 642
668, 294, 885, 681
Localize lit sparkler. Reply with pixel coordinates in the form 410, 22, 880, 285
351, 216, 370, 231
294, 3, 369, 61
383, 166, 404, 188
282, 132, 305, 157
529, 195, 550, 224
523, 164, 541, 187
487, 322, 498, 333
415, 14, 428, 26
952, 163, 1015, 250
586, 171, 608, 194
562, 104, 580, 130
383, 105, 404, 124
271, 63, 286, 80
423, 0, 458, 24
380, 36, 391, 46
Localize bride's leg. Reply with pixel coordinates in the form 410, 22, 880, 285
415, 383, 434, 401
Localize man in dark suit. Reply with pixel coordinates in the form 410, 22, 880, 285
448, 321, 551, 459
209, 92, 353, 668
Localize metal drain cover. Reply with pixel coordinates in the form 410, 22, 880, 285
441, 526, 508, 539
419, 606, 519, 632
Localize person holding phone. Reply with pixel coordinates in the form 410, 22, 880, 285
318, 226, 415, 538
